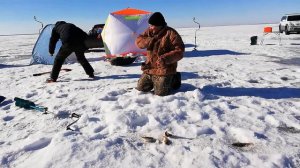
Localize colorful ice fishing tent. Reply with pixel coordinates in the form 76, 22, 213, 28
101, 8, 152, 59
31, 24, 76, 65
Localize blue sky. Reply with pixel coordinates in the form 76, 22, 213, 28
0, 0, 299, 34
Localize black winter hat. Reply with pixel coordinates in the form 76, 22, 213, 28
55, 21, 66, 26
148, 12, 167, 26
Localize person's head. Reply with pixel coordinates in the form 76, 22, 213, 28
55, 21, 66, 26
148, 12, 167, 33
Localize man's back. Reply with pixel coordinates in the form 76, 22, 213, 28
52, 22, 87, 45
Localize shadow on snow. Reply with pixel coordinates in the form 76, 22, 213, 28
97, 71, 201, 81
74, 74, 141, 81
176, 83, 198, 93
181, 72, 201, 80
0, 64, 29, 69
201, 85, 300, 99
98, 74, 141, 80
184, 49, 249, 58
185, 43, 197, 48
84, 71, 200, 81
273, 57, 300, 66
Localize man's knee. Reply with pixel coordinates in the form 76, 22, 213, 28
153, 75, 172, 96
136, 84, 152, 92
136, 74, 153, 92
154, 88, 170, 96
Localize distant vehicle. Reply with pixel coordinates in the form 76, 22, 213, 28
85, 24, 105, 49
279, 14, 300, 35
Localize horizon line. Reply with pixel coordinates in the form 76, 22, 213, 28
0, 22, 278, 36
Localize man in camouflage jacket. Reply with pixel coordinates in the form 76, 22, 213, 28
135, 12, 185, 96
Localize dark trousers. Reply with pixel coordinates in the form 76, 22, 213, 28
51, 44, 94, 80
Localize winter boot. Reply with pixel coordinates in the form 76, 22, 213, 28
88, 73, 95, 78
46, 78, 56, 83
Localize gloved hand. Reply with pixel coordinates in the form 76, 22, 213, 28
141, 62, 150, 71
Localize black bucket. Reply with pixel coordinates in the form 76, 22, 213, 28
250, 36, 258, 45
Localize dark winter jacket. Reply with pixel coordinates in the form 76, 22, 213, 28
49, 21, 88, 54
135, 26, 184, 76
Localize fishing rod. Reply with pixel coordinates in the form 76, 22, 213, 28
34, 16, 44, 34
193, 17, 201, 50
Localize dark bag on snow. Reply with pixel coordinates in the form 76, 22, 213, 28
110, 57, 137, 66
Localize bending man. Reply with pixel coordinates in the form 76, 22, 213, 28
47, 21, 94, 83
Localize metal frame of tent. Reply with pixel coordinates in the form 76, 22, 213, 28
101, 8, 152, 59
260, 26, 281, 45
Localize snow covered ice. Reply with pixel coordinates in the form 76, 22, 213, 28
0, 24, 300, 167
